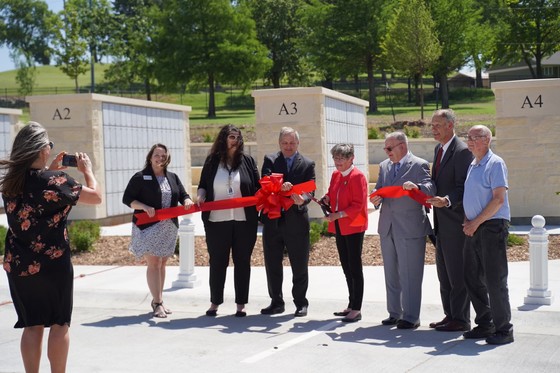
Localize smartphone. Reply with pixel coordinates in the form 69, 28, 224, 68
62, 154, 78, 167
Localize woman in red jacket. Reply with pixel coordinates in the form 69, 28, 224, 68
322, 144, 368, 323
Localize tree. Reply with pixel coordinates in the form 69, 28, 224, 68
53, 1, 89, 92
0, 0, 57, 93
494, 0, 560, 78
105, 0, 161, 100
427, 0, 480, 108
468, 0, 503, 87
302, 0, 391, 113
154, 0, 270, 118
245, 0, 310, 88
383, 0, 441, 119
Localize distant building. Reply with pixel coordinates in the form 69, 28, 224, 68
448, 71, 489, 89
488, 51, 560, 84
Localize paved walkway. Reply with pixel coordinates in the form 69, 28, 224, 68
1, 212, 560, 372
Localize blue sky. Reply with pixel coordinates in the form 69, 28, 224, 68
0, 0, 64, 72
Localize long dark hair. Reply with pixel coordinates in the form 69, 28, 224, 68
144, 143, 171, 172
0, 122, 50, 197
208, 124, 244, 169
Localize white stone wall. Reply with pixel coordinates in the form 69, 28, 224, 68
253, 87, 368, 218
492, 78, 560, 224
26, 94, 191, 222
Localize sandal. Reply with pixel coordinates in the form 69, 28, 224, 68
151, 302, 167, 318
151, 300, 172, 315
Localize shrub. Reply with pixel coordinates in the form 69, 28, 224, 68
507, 234, 525, 247
0, 225, 7, 255
368, 127, 380, 139
404, 125, 420, 138
309, 221, 321, 246
68, 220, 101, 253
202, 133, 214, 142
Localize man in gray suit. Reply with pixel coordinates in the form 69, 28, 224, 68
426, 109, 473, 332
371, 132, 435, 329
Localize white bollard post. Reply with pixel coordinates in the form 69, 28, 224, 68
172, 218, 199, 288
524, 215, 553, 305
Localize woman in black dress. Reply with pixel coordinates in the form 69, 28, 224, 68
1, 122, 102, 373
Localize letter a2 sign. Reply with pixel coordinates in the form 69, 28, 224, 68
521, 95, 543, 109
52, 107, 71, 120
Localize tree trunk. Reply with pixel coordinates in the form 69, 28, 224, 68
366, 55, 377, 113
476, 68, 483, 88
74, 77, 79, 94
440, 74, 449, 109
272, 72, 281, 88
207, 73, 216, 118
414, 73, 421, 106
408, 77, 412, 103
145, 78, 152, 101
420, 74, 425, 119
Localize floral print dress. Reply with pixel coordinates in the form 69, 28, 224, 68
2, 169, 81, 328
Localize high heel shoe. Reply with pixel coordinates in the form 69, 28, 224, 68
151, 302, 167, 318
152, 300, 172, 315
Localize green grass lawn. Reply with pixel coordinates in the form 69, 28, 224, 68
1, 65, 496, 131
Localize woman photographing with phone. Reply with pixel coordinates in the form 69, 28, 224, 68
1, 122, 102, 373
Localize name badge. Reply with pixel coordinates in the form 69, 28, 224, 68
143, 175, 153, 180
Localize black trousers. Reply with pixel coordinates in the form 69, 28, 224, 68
335, 221, 365, 311
435, 230, 470, 324
262, 211, 310, 308
205, 220, 257, 305
464, 219, 513, 332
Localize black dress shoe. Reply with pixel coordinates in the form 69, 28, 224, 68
234, 311, 247, 317
486, 328, 514, 345
435, 320, 471, 332
429, 316, 449, 329
294, 306, 308, 317
381, 316, 399, 326
334, 310, 350, 317
342, 313, 362, 323
260, 304, 285, 315
463, 324, 496, 339
397, 320, 420, 329
205, 309, 217, 317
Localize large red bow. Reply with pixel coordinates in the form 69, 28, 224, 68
255, 173, 316, 219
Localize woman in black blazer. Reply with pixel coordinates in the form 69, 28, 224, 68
123, 143, 193, 318
197, 125, 260, 317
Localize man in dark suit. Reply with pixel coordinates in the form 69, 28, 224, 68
370, 132, 435, 329
426, 109, 474, 332
260, 127, 315, 317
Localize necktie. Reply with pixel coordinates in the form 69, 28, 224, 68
434, 147, 443, 175
393, 162, 400, 178
286, 157, 292, 172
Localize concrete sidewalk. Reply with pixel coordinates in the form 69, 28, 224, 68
1, 211, 560, 372
1, 261, 560, 372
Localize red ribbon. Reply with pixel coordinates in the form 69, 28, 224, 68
369, 186, 432, 208
134, 174, 316, 225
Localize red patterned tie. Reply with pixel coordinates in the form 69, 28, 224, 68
434, 147, 443, 175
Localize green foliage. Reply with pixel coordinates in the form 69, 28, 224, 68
404, 126, 420, 138
68, 220, 101, 253
368, 127, 380, 139
309, 221, 323, 246
507, 234, 525, 247
202, 133, 214, 142
0, 225, 7, 256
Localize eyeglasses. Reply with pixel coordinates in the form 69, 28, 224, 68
465, 135, 487, 142
333, 156, 349, 162
383, 142, 404, 152
48, 141, 54, 149
227, 134, 242, 141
